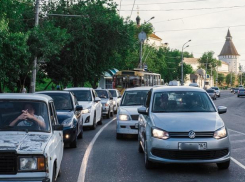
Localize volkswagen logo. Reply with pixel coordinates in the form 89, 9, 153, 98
188, 130, 195, 139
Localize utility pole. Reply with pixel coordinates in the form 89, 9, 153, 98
216, 66, 218, 87
181, 40, 191, 85
204, 57, 208, 89
211, 65, 213, 87
30, 0, 40, 93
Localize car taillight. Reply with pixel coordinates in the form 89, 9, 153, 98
238, 91, 240, 93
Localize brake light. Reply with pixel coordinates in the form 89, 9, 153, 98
238, 90, 240, 93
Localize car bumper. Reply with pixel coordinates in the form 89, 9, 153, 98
238, 93, 245, 96
63, 127, 76, 143
146, 137, 230, 164
83, 113, 92, 126
0, 178, 49, 182
117, 120, 138, 134
102, 106, 109, 115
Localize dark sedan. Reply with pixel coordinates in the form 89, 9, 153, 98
237, 89, 245, 97
36, 91, 83, 148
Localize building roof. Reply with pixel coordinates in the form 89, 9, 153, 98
219, 29, 240, 56
183, 58, 199, 64
221, 61, 229, 65
149, 33, 162, 40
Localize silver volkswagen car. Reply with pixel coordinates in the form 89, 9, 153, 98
138, 86, 230, 169
116, 87, 151, 139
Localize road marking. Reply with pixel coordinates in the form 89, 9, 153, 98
231, 157, 245, 170
228, 129, 245, 136
77, 118, 116, 182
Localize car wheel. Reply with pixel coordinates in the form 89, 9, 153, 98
98, 111, 103, 125
217, 160, 230, 169
144, 142, 154, 169
116, 133, 123, 139
70, 135, 77, 148
237, 95, 240, 97
91, 113, 97, 130
106, 109, 110, 119
78, 129, 83, 139
114, 107, 117, 114
111, 108, 114, 117
52, 163, 57, 182
58, 168, 61, 177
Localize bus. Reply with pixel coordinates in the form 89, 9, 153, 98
112, 68, 162, 94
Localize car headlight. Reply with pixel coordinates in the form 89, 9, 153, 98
19, 157, 45, 171
152, 128, 169, 140
214, 126, 227, 139
113, 101, 116, 105
82, 108, 91, 114
62, 118, 73, 127
119, 114, 130, 121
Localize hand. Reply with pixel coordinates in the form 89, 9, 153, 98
23, 112, 34, 120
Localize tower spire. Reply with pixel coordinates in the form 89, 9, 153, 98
136, 6, 141, 26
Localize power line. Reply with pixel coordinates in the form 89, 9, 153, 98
121, 0, 207, 6
156, 24, 245, 32
129, 0, 136, 19
121, 5, 245, 12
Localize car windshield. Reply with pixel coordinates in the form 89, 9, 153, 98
0, 101, 50, 132
43, 93, 73, 111
121, 90, 149, 106
211, 87, 218, 90
95, 90, 108, 99
239, 89, 245, 91
152, 91, 216, 113
109, 90, 117, 97
69, 90, 92, 101
207, 90, 215, 93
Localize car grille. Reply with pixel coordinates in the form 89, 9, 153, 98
0, 151, 17, 174
169, 132, 214, 138
151, 149, 229, 160
130, 115, 139, 120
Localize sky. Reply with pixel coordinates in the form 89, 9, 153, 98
114, 0, 245, 68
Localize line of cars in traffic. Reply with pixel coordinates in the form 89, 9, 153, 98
0, 88, 121, 182
230, 85, 245, 97
116, 85, 230, 170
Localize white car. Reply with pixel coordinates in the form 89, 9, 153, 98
116, 87, 151, 139
0, 94, 63, 182
108, 89, 122, 114
211, 87, 220, 97
65, 87, 102, 129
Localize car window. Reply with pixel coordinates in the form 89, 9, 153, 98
207, 90, 215, 93
211, 87, 218, 90
69, 90, 92, 101
152, 91, 216, 113
95, 90, 108, 99
109, 90, 117, 97
121, 90, 149, 106
0, 101, 50, 132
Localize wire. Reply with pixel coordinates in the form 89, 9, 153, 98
156, 24, 245, 32
129, 0, 136, 19
119, 0, 122, 15
122, 0, 207, 6
121, 5, 245, 12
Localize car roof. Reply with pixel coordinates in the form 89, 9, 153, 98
152, 86, 206, 92
0, 93, 53, 103
64, 87, 91, 91
124, 87, 152, 91
36, 90, 71, 94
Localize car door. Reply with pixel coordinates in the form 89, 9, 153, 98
93, 90, 101, 122
49, 101, 63, 171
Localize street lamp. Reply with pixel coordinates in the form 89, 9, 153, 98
138, 16, 155, 69
181, 39, 191, 85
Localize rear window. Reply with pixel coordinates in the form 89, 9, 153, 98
95, 90, 108, 99
211, 87, 218, 90
239, 89, 245, 91
207, 90, 214, 93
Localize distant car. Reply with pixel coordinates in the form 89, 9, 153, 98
230, 87, 235, 93
116, 87, 151, 139
237, 89, 245, 97
0, 94, 63, 181
211, 87, 220, 97
189, 83, 199, 87
65, 87, 103, 129
233, 88, 239, 94
108, 89, 122, 114
207, 89, 216, 100
138, 86, 230, 170
37, 91, 84, 148
95, 89, 114, 119
238, 85, 244, 88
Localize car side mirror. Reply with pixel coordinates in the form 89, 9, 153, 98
118, 95, 121, 98
53, 124, 63, 131
218, 106, 227, 114
138, 106, 148, 115
76, 105, 83, 111
94, 97, 101, 102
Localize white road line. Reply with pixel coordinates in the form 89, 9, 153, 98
77, 118, 116, 182
231, 157, 245, 170
228, 129, 245, 136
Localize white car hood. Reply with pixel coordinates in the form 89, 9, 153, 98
0, 133, 51, 154
78, 101, 92, 109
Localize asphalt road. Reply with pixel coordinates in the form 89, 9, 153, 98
57, 90, 245, 182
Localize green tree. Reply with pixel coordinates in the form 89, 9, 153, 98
218, 73, 225, 85
226, 73, 235, 86
237, 73, 245, 86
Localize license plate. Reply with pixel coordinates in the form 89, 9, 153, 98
135, 123, 139, 129
178, 143, 207, 150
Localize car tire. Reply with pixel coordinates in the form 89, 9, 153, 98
98, 111, 103, 125
58, 168, 61, 177
91, 113, 97, 130
116, 133, 123, 139
138, 141, 143, 153
106, 109, 110, 119
111, 109, 114, 117
70, 135, 77, 148
217, 160, 230, 170
78, 129, 83, 139
144, 142, 154, 169
114, 107, 117, 114
52, 164, 57, 182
